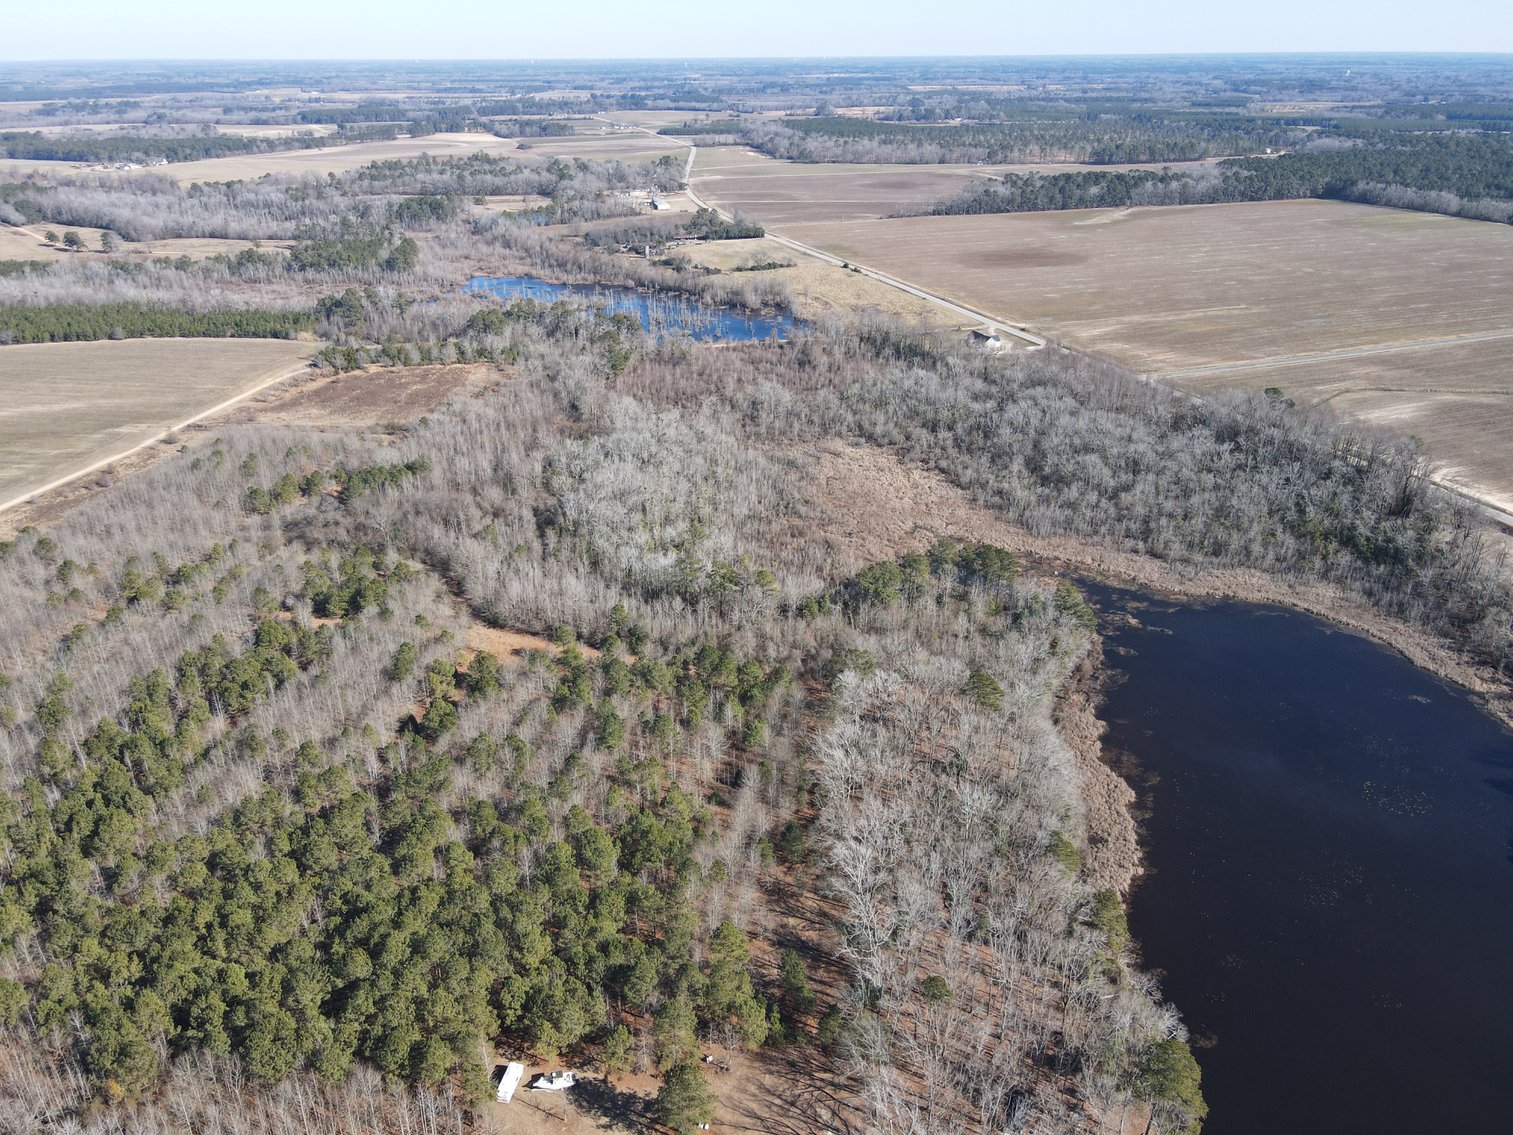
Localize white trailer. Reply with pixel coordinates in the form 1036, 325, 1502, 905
494, 1061, 526, 1103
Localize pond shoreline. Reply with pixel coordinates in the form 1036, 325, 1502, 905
1075, 576, 1513, 1134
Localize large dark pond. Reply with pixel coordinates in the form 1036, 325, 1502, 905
463, 275, 798, 342
1085, 582, 1513, 1135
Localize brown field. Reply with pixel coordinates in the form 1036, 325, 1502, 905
778, 201, 1513, 368
470, 193, 553, 215
0, 338, 313, 508
591, 109, 731, 129
4, 132, 533, 185
0, 157, 92, 176
1335, 390, 1513, 512
0, 225, 86, 261
210, 123, 340, 138
774, 199, 1513, 508
223, 363, 492, 432
692, 146, 1231, 225
516, 132, 689, 163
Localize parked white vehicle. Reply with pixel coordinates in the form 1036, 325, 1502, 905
532, 1070, 577, 1091
494, 1062, 526, 1102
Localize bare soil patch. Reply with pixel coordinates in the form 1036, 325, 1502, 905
465, 623, 600, 666
222, 363, 492, 431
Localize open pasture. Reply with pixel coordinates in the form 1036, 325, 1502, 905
0, 223, 292, 261
210, 123, 340, 139
0, 338, 312, 508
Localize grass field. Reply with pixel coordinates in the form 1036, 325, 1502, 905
772, 199, 1513, 508
0, 338, 313, 507
1, 223, 292, 261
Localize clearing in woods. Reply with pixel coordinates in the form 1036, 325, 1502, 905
0, 338, 313, 509
769, 200, 1513, 509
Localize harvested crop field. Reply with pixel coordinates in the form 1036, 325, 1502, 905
780, 201, 1513, 368
518, 132, 689, 163
778, 199, 1513, 510
1335, 390, 1513, 512
692, 147, 1229, 225
0, 338, 312, 508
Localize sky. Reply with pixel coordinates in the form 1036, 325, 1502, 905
5, 0, 1512, 60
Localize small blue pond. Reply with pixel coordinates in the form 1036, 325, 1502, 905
463, 275, 799, 342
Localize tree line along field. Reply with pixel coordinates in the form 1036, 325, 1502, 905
0, 338, 313, 509
115, 132, 533, 185
763, 199, 1513, 508
690, 146, 1231, 225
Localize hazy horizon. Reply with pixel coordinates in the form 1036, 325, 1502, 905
6, 0, 1512, 62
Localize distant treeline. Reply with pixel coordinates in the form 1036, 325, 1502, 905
0, 126, 399, 165
0, 302, 312, 343
750, 113, 1299, 165
921, 135, 1513, 224
658, 120, 741, 136
292, 100, 579, 138
488, 118, 576, 138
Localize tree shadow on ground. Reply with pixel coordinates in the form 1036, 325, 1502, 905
563, 1076, 651, 1133
718, 1046, 864, 1135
